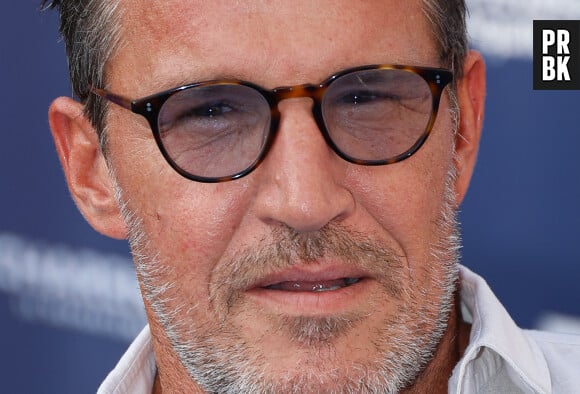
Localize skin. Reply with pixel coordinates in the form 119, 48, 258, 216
48, 1, 485, 392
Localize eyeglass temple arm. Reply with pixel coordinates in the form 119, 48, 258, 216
89, 86, 133, 110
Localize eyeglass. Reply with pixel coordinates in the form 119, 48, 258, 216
91, 64, 453, 183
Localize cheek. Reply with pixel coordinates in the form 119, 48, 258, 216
108, 119, 253, 293
108, 118, 249, 257
156, 183, 250, 257
117, 161, 253, 291
346, 147, 452, 259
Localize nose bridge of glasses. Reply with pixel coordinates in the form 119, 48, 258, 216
271, 84, 325, 105
268, 83, 329, 146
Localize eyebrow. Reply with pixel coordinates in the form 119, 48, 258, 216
132, 71, 253, 99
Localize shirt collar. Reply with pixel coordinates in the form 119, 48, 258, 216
449, 265, 552, 393
97, 325, 156, 394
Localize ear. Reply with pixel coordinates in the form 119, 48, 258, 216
454, 50, 486, 206
48, 97, 127, 239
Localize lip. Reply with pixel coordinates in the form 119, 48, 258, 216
245, 264, 376, 315
254, 264, 372, 288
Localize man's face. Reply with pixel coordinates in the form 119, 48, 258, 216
104, 0, 463, 392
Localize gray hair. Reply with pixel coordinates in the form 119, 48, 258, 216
42, 0, 122, 148
422, 0, 469, 79
43, 0, 468, 143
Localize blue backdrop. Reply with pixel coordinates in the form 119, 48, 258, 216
1, 2, 579, 393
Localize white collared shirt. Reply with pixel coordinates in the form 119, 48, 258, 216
98, 324, 156, 394
449, 267, 580, 393
98, 266, 580, 393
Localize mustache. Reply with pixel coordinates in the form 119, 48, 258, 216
210, 222, 407, 309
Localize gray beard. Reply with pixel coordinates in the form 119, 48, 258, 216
118, 167, 461, 394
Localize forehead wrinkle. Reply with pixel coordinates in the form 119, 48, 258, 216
114, 0, 438, 95
114, 1, 208, 93
123, 1, 204, 46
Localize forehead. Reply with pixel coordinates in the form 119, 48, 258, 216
113, 0, 437, 94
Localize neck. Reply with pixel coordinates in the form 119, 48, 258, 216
401, 291, 471, 394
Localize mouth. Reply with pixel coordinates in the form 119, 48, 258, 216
245, 265, 373, 315
264, 277, 361, 292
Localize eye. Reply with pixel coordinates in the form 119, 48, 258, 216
182, 101, 234, 119
162, 100, 242, 132
342, 91, 399, 105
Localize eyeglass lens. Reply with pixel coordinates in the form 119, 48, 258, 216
322, 69, 431, 162
157, 68, 433, 179
159, 84, 271, 179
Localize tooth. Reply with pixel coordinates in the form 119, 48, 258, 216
313, 285, 341, 292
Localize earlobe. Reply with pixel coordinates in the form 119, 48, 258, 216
48, 97, 127, 239
454, 50, 486, 206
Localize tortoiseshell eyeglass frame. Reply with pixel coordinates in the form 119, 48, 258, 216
90, 64, 453, 183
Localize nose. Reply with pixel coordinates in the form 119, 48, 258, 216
253, 98, 355, 233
